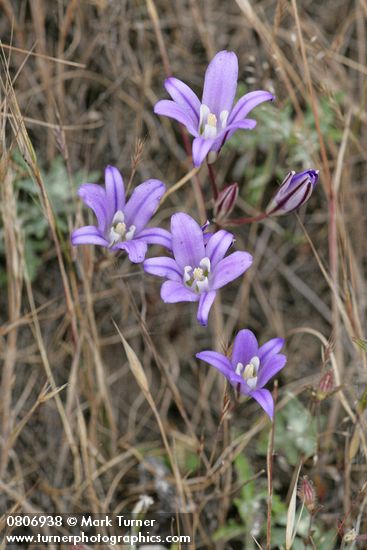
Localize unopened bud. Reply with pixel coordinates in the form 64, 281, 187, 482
214, 183, 239, 222
297, 476, 317, 513
316, 369, 334, 400
266, 169, 319, 216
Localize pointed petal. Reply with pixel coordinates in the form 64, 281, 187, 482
202, 51, 238, 115
124, 179, 165, 233
164, 77, 200, 123
78, 183, 108, 232
160, 280, 199, 303
115, 239, 147, 263
205, 230, 234, 268
71, 225, 109, 247
257, 354, 287, 388
197, 290, 216, 326
154, 99, 198, 135
105, 166, 125, 221
258, 338, 285, 363
192, 136, 215, 167
171, 212, 205, 269
196, 350, 232, 378
229, 90, 274, 124
248, 388, 274, 419
231, 329, 259, 368
210, 251, 253, 290
143, 257, 182, 281
136, 227, 172, 249
225, 118, 257, 132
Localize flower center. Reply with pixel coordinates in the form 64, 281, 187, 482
235, 356, 260, 390
108, 210, 136, 247
199, 104, 229, 139
184, 257, 211, 293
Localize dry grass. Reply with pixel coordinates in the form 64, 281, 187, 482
0, 1, 366, 548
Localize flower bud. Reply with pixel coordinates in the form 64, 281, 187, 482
298, 476, 317, 513
316, 369, 335, 401
266, 169, 319, 216
214, 183, 239, 222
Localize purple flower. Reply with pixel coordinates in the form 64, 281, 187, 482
266, 169, 319, 216
154, 50, 274, 167
71, 166, 171, 263
143, 212, 253, 326
196, 329, 287, 418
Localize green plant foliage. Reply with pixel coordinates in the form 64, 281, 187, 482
226, 85, 343, 207
257, 395, 318, 465
0, 155, 99, 282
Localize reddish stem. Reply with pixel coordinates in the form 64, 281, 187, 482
207, 162, 219, 200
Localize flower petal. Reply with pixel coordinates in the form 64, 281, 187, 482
136, 227, 172, 249
205, 230, 234, 268
225, 118, 257, 132
164, 77, 201, 124
115, 239, 148, 263
231, 329, 259, 368
258, 338, 285, 363
71, 225, 108, 247
154, 99, 198, 136
143, 257, 182, 281
202, 51, 238, 116
197, 290, 216, 326
229, 90, 275, 124
257, 354, 287, 388
196, 351, 232, 378
192, 137, 215, 167
171, 212, 205, 269
210, 251, 253, 290
248, 388, 274, 419
78, 183, 108, 232
160, 280, 199, 303
104, 166, 125, 221
124, 179, 165, 233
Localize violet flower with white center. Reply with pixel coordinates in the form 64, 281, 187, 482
71, 166, 171, 263
266, 169, 319, 216
143, 212, 253, 326
154, 50, 274, 167
196, 329, 287, 418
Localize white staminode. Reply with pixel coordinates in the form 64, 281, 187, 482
199, 104, 229, 140
184, 257, 211, 293
235, 356, 260, 390
109, 210, 136, 246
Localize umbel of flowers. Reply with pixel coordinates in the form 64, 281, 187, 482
71, 50, 319, 419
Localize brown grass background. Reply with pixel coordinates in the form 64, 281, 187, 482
0, 0, 366, 548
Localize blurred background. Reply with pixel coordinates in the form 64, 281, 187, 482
0, 1, 366, 548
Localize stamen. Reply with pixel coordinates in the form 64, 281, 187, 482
220, 110, 229, 129
193, 267, 204, 281
235, 362, 244, 376
112, 210, 125, 224
183, 257, 211, 293
241, 356, 260, 390
184, 266, 193, 283
199, 257, 211, 273
125, 225, 136, 241
108, 210, 136, 246
199, 104, 210, 130
243, 363, 255, 379
115, 222, 126, 236
207, 113, 217, 127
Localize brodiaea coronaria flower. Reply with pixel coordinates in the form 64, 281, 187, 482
143, 212, 253, 326
154, 50, 274, 166
266, 169, 319, 216
196, 329, 286, 418
71, 166, 171, 263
